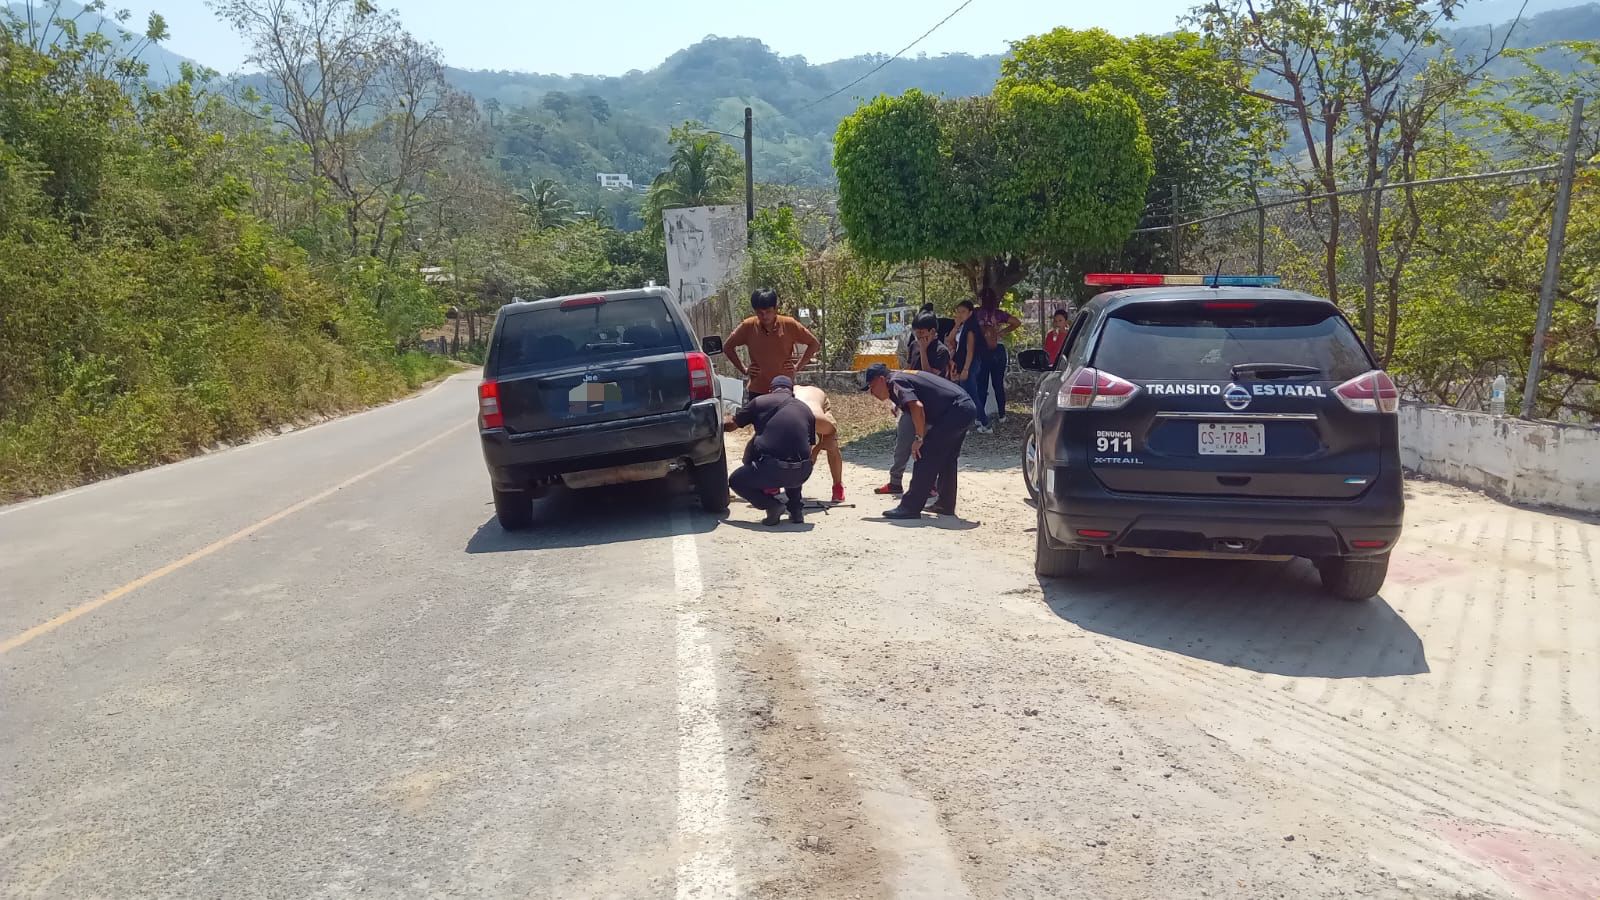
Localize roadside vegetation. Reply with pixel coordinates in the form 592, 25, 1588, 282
826, 10, 1599, 418
0, 0, 663, 502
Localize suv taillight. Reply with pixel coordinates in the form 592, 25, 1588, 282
1334, 370, 1399, 414
478, 379, 503, 429
687, 352, 714, 401
1058, 367, 1140, 410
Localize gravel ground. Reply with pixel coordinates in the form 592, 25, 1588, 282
716, 396, 1600, 899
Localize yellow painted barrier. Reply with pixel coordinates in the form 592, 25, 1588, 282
851, 353, 899, 371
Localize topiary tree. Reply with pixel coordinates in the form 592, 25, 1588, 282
833, 85, 1153, 296
1001, 28, 1278, 258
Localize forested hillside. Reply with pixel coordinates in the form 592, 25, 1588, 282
458, 5, 1600, 198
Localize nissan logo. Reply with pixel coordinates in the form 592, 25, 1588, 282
1224, 383, 1252, 411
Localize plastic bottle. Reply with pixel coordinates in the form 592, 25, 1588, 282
1490, 374, 1507, 416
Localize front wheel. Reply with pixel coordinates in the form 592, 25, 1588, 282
1022, 420, 1040, 501
693, 452, 731, 513
493, 487, 535, 531
1316, 553, 1390, 601
1035, 503, 1084, 578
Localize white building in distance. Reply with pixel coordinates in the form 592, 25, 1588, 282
596, 173, 634, 191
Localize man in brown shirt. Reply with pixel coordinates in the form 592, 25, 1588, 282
723, 288, 820, 397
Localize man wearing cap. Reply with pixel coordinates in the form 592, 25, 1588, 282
725, 375, 817, 526
723, 288, 820, 399
861, 362, 976, 520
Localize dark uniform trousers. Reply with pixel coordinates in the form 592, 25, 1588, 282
729, 457, 814, 514
900, 404, 976, 513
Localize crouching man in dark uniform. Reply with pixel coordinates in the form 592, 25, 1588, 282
861, 362, 976, 520
725, 375, 816, 526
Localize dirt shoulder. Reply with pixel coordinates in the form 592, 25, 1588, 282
699, 422, 1600, 898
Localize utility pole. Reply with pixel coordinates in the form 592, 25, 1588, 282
744, 106, 755, 247
1522, 97, 1584, 419
1256, 205, 1266, 276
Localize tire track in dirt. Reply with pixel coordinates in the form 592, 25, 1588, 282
927, 581, 1488, 894
1073, 635, 1584, 895
1135, 641, 1598, 837
1041, 590, 1583, 842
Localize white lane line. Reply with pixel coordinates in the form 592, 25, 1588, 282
672, 509, 736, 899
0, 374, 472, 519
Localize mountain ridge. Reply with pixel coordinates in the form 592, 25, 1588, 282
462, 3, 1600, 194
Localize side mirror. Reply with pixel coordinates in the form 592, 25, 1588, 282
1017, 348, 1050, 372
701, 335, 724, 356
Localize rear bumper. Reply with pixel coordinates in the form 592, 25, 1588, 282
481, 402, 724, 491
1040, 464, 1404, 560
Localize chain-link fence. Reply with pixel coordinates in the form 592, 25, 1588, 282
1131, 156, 1599, 421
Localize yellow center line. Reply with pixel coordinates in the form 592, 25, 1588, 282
0, 421, 471, 656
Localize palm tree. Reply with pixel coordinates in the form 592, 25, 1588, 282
518, 178, 575, 231
643, 123, 744, 239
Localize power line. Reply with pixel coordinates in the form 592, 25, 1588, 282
1133, 163, 1570, 234
795, 0, 978, 112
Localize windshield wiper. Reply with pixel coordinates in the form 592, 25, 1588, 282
1230, 362, 1322, 380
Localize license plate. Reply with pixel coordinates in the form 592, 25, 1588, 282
568, 381, 621, 413
1198, 423, 1265, 455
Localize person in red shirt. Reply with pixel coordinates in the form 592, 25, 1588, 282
1043, 308, 1071, 366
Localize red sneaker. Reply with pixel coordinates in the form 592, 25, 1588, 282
874, 482, 904, 495
832, 483, 845, 503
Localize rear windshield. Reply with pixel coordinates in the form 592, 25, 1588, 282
1092, 304, 1371, 381
494, 297, 683, 374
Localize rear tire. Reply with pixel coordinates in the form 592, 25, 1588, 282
1317, 553, 1390, 601
493, 487, 535, 531
1035, 503, 1084, 578
693, 452, 731, 513
1022, 420, 1040, 501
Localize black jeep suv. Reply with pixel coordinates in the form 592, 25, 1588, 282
1020, 285, 1404, 600
478, 287, 729, 529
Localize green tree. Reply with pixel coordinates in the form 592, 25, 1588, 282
0, 5, 453, 501
833, 85, 1152, 295
518, 177, 576, 230
642, 122, 744, 239
1193, 0, 1521, 351
213, 0, 476, 260
1000, 27, 1278, 270
747, 206, 807, 302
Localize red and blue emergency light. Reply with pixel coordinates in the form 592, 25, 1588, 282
1084, 273, 1282, 287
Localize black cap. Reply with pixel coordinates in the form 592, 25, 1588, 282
859, 362, 890, 391
768, 375, 794, 392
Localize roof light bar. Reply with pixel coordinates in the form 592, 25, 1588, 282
1084, 273, 1282, 288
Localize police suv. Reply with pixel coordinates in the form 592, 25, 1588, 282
1020, 274, 1403, 601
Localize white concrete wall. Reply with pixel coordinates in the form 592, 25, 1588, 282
1399, 404, 1600, 513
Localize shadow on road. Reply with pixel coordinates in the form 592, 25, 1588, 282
465, 475, 721, 553
721, 520, 817, 533
1037, 556, 1429, 678
869, 514, 982, 531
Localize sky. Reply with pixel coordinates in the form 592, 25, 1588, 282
103, 0, 1201, 75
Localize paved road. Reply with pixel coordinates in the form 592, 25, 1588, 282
3, 373, 1597, 898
